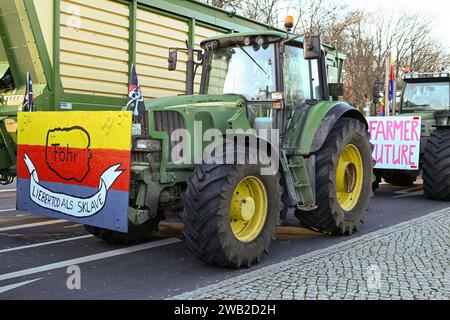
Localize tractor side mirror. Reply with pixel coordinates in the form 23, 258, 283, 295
304, 36, 321, 60
197, 51, 204, 63
329, 83, 344, 100
168, 50, 178, 71
372, 84, 382, 104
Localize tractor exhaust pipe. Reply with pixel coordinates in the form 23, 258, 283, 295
185, 42, 195, 96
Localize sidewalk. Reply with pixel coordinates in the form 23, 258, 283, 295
173, 209, 450, 300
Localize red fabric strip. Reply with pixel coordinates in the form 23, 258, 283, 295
17, 145, 131, 192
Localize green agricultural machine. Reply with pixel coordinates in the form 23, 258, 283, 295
373, 72, 450, 200
92, 31, 374, 267
0, 0, 374, 267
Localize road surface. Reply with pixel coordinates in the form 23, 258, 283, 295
0, 180, 448, 299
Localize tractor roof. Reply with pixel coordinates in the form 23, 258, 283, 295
404, 72, 450, 82
200, 30, 346, 59
200, 30, 296, 48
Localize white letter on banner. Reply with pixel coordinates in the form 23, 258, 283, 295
23, 153, 123, 218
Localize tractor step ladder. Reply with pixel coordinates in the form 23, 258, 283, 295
288, 156, 318, 211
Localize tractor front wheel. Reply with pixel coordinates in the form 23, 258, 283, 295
423, 130, 450, 200
182, 161, 280, 268
372, 171, 382, 192
382, 170, 417, 186
295, 118, 373, 235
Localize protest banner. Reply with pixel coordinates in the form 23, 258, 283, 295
367, 116, 421, 170
16, 111, 132, 232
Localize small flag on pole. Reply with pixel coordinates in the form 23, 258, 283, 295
389, 57, 395, 104
21, 72, 35, 112
126, 64, 145, 122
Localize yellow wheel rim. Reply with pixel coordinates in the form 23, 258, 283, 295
230, 177, 268, 243
336, 144, 364, 211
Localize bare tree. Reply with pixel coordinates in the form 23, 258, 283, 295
200, 0, 450, 109
239, 0, 280, 25
349, 12, 449, 108
202, 0, 237, 9
373, 12, 448, 78
337, 11, 379, 108
290, 0, 348, 38
200, 0, 280, 25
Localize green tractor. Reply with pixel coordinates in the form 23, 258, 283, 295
373, 72, 450, 199
104, 30, 374, 267
1, 29, 375, 267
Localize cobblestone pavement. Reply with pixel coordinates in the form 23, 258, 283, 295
173, 209, 450, 300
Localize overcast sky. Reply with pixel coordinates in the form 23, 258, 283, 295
344, 0, 450, 49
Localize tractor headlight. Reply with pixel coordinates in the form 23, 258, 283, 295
205, 40, 220, 51
255, 36, 265, 46
134, 139, 162, 152
243, 37, 252, 46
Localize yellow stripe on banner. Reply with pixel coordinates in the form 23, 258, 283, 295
18, 111, 132, 151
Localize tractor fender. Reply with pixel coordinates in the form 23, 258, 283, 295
217, 132, 281, 174
310, 103, 368, 154
218, 132, 294, 216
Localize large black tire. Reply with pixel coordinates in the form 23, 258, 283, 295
423, 130, 450, 200
84, 216, 161, 244
372, 172, 382, 192
182, 160, 281, 268
382, 171, 417, 186
295, 118, 373, 235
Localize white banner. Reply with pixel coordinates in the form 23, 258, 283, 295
23, 153, 124, 218
367, 116, 422, 170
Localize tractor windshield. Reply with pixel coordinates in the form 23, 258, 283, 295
402, 82, 450, 111
204, 44, 276, 101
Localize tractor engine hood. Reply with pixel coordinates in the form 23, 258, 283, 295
145, 94, 246, 111
131, 94, 252, 170
142, 94, 250, 143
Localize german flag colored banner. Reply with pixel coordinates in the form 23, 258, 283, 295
16, 111, 132, 232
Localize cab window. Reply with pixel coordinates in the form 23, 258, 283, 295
402, 82, 450, 111
283, 45, 322, 108
311, 60, 322, 100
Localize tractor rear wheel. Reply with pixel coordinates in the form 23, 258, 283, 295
423, 130, 450, 200
182, 161, 280, 268
84, 216, 161, 244
372, 171, 382, 192
295, 118, 373, 235
382, 171, 417, 186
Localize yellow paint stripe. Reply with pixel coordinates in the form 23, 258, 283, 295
157, 221, 324, 237
18, 111, 132, 150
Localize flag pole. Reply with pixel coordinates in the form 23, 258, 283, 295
384, 50, 391, 117
392, 80, 397, 115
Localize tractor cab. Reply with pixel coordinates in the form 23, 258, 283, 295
399, 72, 450, 144
201, 33, 282, 127
199, 32, 285, 132
168, 30, 345, 133
400, 72, 450, 119
196, 31, 345, 138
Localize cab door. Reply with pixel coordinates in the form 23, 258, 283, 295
282, 44, 323, 151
